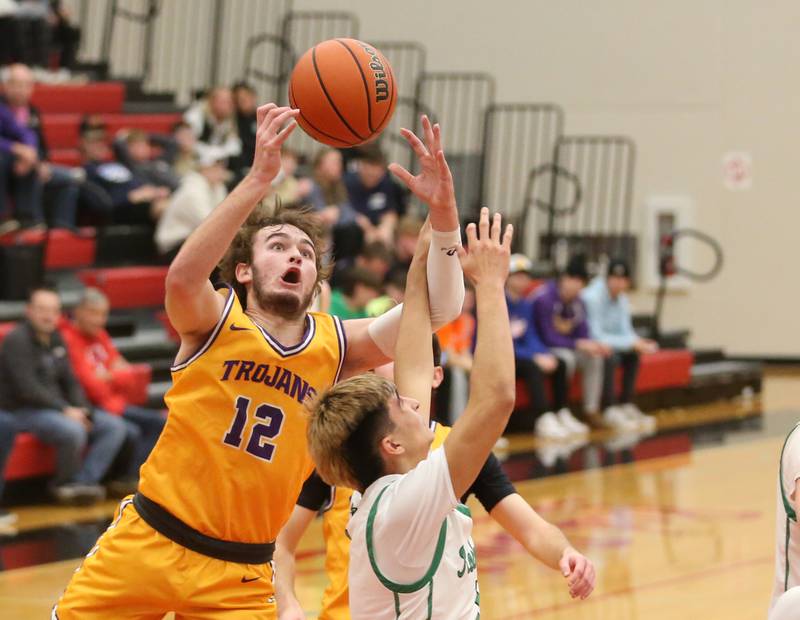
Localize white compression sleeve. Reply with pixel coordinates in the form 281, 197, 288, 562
427, 228, 465, 328
366, 228, 465, 358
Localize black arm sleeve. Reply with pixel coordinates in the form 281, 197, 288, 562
461, 452, 516, 513
296, 470, 335, 512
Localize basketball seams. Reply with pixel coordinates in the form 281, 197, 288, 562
335, 38, 375, 134
289, 81, 352, 148
311, 45, 366, 142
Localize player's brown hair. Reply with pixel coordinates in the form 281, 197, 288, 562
218, 201, 331, 308
306, 374, 396, 490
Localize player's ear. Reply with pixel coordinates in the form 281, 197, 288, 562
380, 435, 404, 457
432, 366, 444, 389
235, 262, 253, 285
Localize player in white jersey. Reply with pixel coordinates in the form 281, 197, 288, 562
771, 423, 800, 616
307, 208, 594, 619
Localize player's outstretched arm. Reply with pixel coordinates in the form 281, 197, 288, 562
274, 504, 316, 620
489, 494, 596, 600
394, 220, 433, 419
444, 208, 515, 498
165, 104, 297, 345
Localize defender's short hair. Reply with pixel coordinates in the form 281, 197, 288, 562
306, 374, 396, 490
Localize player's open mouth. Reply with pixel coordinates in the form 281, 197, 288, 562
281, 268, 301, 285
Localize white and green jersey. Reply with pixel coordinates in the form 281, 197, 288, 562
347, 447, 481, 619
772, 423, 800, 612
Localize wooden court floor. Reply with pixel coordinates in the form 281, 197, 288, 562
0, 371, 797, 619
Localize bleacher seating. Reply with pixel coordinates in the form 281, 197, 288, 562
78, 266, 168, 310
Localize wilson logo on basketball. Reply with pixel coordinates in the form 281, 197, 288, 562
358, 42, 390, 103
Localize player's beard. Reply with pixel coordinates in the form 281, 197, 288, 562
251, 264, 314, 320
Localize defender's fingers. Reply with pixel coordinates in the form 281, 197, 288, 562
256, 103, 277, 128
490, 212, 502, 242
422, 115, 435, 151
502, 223, 514, 250
478, 207, 490, 240
273, 118, 298, 145
435, 150, 454, 182
432, 122, 443, 154
465, 222, 478, 247
268, 108, 298, 133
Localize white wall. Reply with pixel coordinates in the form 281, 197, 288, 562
292, 0, 800, 357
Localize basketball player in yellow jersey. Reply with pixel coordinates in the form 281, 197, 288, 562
54, 104, 465, 619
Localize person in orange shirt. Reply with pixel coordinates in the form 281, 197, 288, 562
436, 285, 475, 423
60, 287, 165, 482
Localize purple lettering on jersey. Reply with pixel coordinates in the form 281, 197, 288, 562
290, 375, 310, 403
274, 368, 293, 394
235, 360, 255, 381
264, 364, 280, 387
220, 360, 240, 381
251, 363, 269, 383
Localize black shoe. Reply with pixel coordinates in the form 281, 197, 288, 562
51, 483, 106, 506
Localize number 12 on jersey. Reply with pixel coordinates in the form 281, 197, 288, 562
222, 396, 285, 462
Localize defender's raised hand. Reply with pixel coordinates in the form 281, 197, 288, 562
389, 115, 458, 231
456, 208, 513, 287
248, 104, 299, 186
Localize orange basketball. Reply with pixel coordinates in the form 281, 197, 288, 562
288, 38, 397, 148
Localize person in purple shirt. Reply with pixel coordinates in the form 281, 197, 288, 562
0, 85, 41, 232
532, 255, 611, 429
507, 254, 589, 439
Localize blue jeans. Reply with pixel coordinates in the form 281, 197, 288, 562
13, 408, 127, 486
122, 405, 165, 478
44, 165, 82, 228
0, 410, 18, 502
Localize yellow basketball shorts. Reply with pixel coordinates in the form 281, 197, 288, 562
53, 497, 277, 619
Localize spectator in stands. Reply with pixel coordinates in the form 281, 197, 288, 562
60, 288, 166, 481
2, 63, 84, 229
307, 146, 362, 263
582, 259, 658, 432
507, 254, 585, 439
0, 72, 42, 232
394, 215, 424, 267
533, 255, 613, 430
183, 86, 241, 165
80, 122, 170, 225
170, 121, 198, 178
0, 407, 18, 528
113, 129, 180, 192
0, 287, 127, 504
345, 143, 407, 246
229, 81, 257, 180
328, 266, 383, 320
49, 0, 81, 72
354, 240, 393, 282
154, 151, 228, 262
271, 147, 310, 207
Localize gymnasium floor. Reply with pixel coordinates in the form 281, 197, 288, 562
0, 370, 796, 619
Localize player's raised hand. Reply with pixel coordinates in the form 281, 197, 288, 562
248, 103, 299, 186
559, 547, 596, 600
388, 115, 458, 231
456, 207, 513, 287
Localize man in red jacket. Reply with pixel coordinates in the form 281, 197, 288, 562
60, 288, 165, 482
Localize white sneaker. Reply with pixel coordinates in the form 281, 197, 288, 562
535, 411, 571, 440
621, 403, 657, 433
603, 406, 639, 432
557, 408, 590, 435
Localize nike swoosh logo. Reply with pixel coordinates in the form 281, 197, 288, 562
241, 576, 261, 583
442, 246, 458, 256
230, 324, 251, 332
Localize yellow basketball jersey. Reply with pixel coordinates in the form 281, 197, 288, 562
138, 287, 346, 544
318, 421, 451, 619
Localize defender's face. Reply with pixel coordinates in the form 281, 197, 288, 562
242, 224, 319, 316
386, 391, 434, 461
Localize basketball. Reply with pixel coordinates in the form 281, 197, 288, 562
288, 38, 397, 147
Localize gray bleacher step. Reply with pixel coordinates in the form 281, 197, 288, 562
146, 380, 171, 409
113, 328, 177, 362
